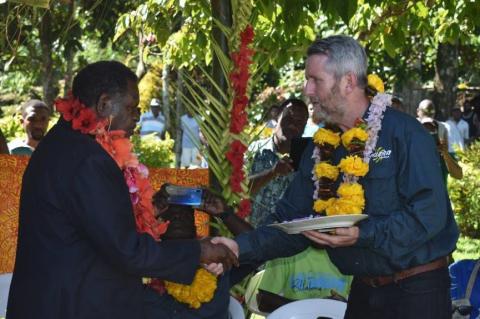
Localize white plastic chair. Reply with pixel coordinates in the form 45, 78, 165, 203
228, 296, 245, 319
0, 273, 12, 317
266, 298, 347, 319
244, 270, 269, 317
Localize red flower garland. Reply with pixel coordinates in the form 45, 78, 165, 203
236, 199, 251, 219
227, 25, 254, 217
54, 95, 169, 241
225, 140, 247, 193
55, 95, 105, 134
229, 25, 254, 135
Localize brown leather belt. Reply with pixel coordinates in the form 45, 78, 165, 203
360, 257, 448, 288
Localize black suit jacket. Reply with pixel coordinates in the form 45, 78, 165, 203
7, 119, 200, 319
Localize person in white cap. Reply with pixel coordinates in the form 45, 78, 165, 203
138, 98, 166, 138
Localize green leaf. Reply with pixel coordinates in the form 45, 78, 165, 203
302, 25, 316, 41
9, 0, 50, 8
415, 1, 429, 18
320, 0, 357, 24
113, 13, 130, 43
382, 34, 396, 58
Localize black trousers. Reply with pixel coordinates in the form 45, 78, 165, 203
345, 267, 452, 319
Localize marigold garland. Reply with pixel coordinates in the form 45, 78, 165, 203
313, 128, 341, 147
312, 123, 368, 216
367, 74, 385, 93
164, 268, 217, 309
314, 162, 339, 180
313, 198, 336, 213
341, 127, 369, 148
326, 197, 364, 216
55, 94, 217, 308
311, 88, 391, 216
338, 156, 369, 177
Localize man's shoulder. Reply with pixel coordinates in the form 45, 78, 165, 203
459, 119, 469, 128
383, 107, 417, 124
382, 107, 425, 135
36, 122, 111, 164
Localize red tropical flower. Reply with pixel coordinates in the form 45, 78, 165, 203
230, 172, 244, 192
72, 108, 98, 134
55, 97, 81, 121
240, 25, 254, 47
236, 198, 251, 219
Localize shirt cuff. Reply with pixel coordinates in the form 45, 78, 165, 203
355, 221, 374, 248
235, 232, 255, 264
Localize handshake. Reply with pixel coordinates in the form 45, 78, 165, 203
152, 184, 240, 275
199, 237, 239, 275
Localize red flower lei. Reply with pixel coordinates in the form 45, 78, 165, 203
55, 94, 168, 240
227, 25, 254, 218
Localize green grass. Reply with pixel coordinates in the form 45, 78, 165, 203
453, 236, 480, 261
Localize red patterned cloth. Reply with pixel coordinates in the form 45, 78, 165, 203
0, 154, 209, 274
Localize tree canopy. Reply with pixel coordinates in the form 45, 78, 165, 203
1, 0, 480, 113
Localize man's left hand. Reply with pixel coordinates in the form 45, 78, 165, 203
203, 262, 224, 276
302, 227, 359, 248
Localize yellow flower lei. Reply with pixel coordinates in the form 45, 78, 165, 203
164, 268, 217, 309
312, 124, 369, 216
314, 162, 339, 180
314, 198, 336, 212
311, 91, 390, 216
341, 127, 369, 148
367, 74, 385, 93
326, 197, 364, 216
313, 127, 341, 147
338, 155, 369, 177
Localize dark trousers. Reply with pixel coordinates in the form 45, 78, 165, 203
345, 267, 452, 319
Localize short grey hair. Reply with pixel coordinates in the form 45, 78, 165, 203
418, 99, 435, 117
307, 35, 368, 89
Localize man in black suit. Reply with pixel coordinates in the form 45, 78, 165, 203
7, 61, 237, 319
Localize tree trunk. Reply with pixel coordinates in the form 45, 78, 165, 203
63, 0, 76, 96
39, 10, 56, 109
136, 30, 147, 81
433, 42, 458, 121
174, 71, 184, 168
210, 0, 232, 191
162, 64, 170, 135
64, 49, 75, 96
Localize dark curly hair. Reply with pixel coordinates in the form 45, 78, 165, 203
72, 61, 137, 108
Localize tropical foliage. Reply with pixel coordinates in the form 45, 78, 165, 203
2, 0, 480, 219
453, 236, 480, 261
449, 141, 480, 238
131, 133, 175, 168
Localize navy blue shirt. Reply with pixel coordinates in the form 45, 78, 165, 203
236, 107, 459, 276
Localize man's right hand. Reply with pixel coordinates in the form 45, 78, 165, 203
199, 237, 239, 271
199, 189, 228, 216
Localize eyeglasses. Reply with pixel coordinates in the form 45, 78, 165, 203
452, 304, 473, 316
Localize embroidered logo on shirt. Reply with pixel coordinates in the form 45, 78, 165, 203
370, 147, 391, 163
